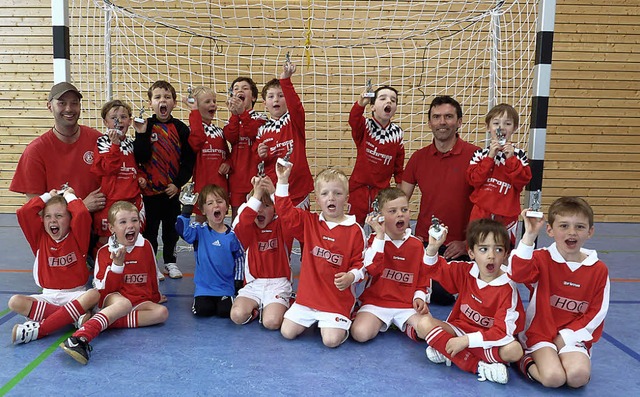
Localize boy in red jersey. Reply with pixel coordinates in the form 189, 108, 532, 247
134, 80, 195, 280
91, 100, 146, 248
230, 176, 300, 330
418, 218, 525, 385
184, 86, 231, 223
509, 197, 610, 388
10, 187, 100, 344
466, 103, 531, 245
256, 58, 314, 209
224, 76, 267, 220
60, 201, 168, 365
347, 86, 404, 225
350, 188, 430, 343
275, 164, 366, 348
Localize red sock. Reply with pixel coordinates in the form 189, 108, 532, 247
28, 300, 59, 322
468, 346, 505, 364
404, 324, 420, 342
519, 353, 535, 381
425, 326, 480, 374
109, 311, 138, 328
74, 312, 109, 343
38, 299, 84, 337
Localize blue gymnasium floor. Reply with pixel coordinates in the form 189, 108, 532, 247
0, 214, 639, 396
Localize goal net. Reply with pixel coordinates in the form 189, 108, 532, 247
70, 0, 538, 177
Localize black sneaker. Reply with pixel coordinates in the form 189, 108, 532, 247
60, 336, 92, 365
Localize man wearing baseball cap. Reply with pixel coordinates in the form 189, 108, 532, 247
10, 82, 105, 213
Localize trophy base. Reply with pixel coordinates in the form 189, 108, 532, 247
525, 210, 544, 219
377, 216, 385, 223
428, 228, 444, 240
108, 236, 124, 254
179, 193, 199, 206
363, 92, 375, 98
134, 117, 145, 123
277, 158, 293, 168
187, 98, 195, 104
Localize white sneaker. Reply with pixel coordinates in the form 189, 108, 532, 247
157, 266, 165, 281
73, 312, 92, 329
12, 321, 40, 344
164, 263, 183, 279
425, 346, 451, 366
477, 361, 509, 384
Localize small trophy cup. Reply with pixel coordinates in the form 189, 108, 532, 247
277, 146, 294, 168
496, 127, 507, 146
179, 182, 199, 206
363, 78, 375, 98
257, 161, 265, 177
107, 233, 124, 254
228, 85, 234, 98
525, 189, 544, 218
57, 182, 70, 195
187, 85, 195, 104
370, 198, 384, 223
134, 107, 145, 124
428, 215, 445, 240
284, 51, 291, 67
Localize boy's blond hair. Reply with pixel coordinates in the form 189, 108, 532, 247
249, 188, 274, 207
147, 80, 177, 100
466, 218, 511, 252
375, 187, 407, 210
485, 103, 519, 128
44, 195, 68, 213
314, 168, 349, 194
191, 86, 214, 101
548, 196, 594, 228
197, 184, 229, 210
107, 201, 138, 225
261, 78, 281, 100
100, 99, 133, 120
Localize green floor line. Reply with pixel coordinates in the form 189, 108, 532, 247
0, 308, 9, 317
0, 331, 72, 396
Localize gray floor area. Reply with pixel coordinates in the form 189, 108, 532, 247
0, 214, 638, 396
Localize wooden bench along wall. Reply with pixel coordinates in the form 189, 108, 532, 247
1, 0, 638, 222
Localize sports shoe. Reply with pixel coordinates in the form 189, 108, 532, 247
477, 361, 509, 384
164, 263, 182, 279
60, 336, 92, 365
425, 346, 451, 366
156, 266, 165, 281
73, 311, 92, 329
12, 321, 40, 344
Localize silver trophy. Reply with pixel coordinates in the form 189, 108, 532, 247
107, 233, 124, 254
370, 198, 385, 223
134, 107, 145, 124
257, 161, 265, 177
187, 85, 195, 104
363, 78, 375, 98
276, 146, 294, 168
496, 127, 507, 146
228, 85, 234, 98
57, 182, 70, 195
179, 182, 199, 206
526, 189, 544, 218
284, 51, 291, 67
428, 215, 445, 240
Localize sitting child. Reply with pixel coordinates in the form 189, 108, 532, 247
509, 197, 610, 388
175, 184, 244, 318
350, 187, 430, 342
60, 201, 168, 364
418, 218, 525, 385
275, 164, 366, 348
230, 176, 300, 329
11, 187, 99, 344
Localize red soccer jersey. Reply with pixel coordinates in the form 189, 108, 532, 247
403, 136, 479, 244
358, 231, 430, 309
10, 126, 102, 200
424, 255, 525, 348
275, 184, 366, 318
224, 109, 266, 195
256, 78, 314, 205
91, 134, 141, 202
188, 109, 230, 193
232, 197, 300, 282
93, 234, 162, 307
467, 147, 532, 219
17, 193, 92, 290
348, 102, 404, 191
508, 242, 610, 350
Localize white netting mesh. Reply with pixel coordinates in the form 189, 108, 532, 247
70, 0, 538, 173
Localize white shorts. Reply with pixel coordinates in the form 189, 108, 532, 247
33, 287, 87, 306
284, 302, 351, 331
237, 277, 292, 308
357, 304, 418, 332
526, 340, 591, 358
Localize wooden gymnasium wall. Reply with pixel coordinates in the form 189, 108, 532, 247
1, 0, 639, 222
